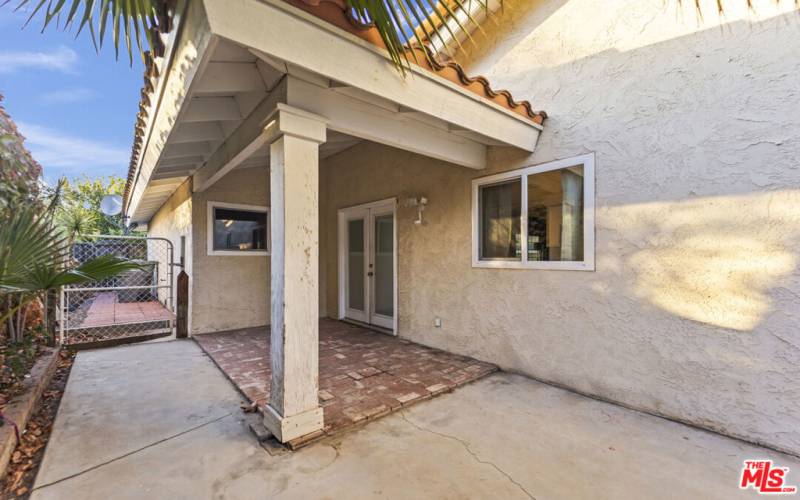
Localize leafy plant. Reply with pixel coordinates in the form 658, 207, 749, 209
0, 96, 42, 214
55, 176, 126, 239
0, 204, 142, 343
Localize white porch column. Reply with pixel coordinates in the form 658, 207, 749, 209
262, 105, 327, 442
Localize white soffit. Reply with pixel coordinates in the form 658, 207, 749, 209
202, 0, 541, 150
130, 0, 543, 223
130, 38, 284, 222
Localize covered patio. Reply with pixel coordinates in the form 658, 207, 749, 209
195, 319, 497, 447
124, 0, 544, 444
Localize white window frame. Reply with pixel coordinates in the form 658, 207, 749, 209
207, 201, 270, 257
471, 153, 595, 271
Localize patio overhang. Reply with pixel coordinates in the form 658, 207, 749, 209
122, 0, 546, 443
124, 0, 544, 224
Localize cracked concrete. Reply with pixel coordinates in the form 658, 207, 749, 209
32, 340, 800, 499
399, 411, 537, 500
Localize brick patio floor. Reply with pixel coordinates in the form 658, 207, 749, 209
194, 319, 497, 446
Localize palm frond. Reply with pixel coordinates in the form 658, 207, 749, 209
56, 204, 101, 241
7, 255, 141, 291
10, 0, 783, 74
12, 0, 498, 72
12, 0, 160, 63
69, 254, 143, 282
346, 0, 493, 70
0, 207, 68, 291
0, 205, 141, 293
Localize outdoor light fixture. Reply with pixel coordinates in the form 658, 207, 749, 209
405, 196, 428, 225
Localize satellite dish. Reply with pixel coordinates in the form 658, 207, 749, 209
100, 194, 123, 216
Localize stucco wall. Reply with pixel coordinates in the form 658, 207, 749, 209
321, 0, 800, 455
191, 167, 271, 334
148, 179, 193, 330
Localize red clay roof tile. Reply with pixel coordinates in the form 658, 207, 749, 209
284, 0, 546, 124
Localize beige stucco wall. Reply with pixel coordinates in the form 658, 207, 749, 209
191, 167, 271, 334
322, 0, 800, 455
148, 179, 193, 329
144, 0, 799, 455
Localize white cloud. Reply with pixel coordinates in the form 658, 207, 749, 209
17, 122, 128, 177
0, 46, 79, 74
40, 88, 95, 104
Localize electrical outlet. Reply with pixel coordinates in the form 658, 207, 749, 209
434, 317, 442, 328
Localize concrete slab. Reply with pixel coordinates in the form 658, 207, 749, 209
33, 340, 242, 488
32, 341, 800, 499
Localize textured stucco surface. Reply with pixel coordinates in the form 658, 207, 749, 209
147, 0, 800, 455
148, 179, 193, 328
320, 0, 800, 455
191, 168, 271, 334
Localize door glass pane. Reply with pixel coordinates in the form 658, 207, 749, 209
527, 166, 584, 262
479, 179, 522, 260
374, 214, 394, 317
347, 219, 365, 311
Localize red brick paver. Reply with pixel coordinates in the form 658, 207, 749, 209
194, 319, 497, 446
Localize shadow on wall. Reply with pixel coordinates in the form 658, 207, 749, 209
605, 190, 800, 332
474, 3, 800, 334
459, 0, 800, 75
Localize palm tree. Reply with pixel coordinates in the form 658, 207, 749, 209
0, 205, 141, 343
0, 156, 140, 344
9, 0, 493, 71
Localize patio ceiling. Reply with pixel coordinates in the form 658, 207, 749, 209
125, 0, 545, 224
157, 39, 362, 177
129, 39, 361, 221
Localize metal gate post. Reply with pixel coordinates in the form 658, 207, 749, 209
176, 270, 189, 338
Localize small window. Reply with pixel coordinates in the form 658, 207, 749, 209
207, 202, 269, 256
472, 154, 595, 271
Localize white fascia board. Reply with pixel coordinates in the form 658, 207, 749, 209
287, 77, 486, 169
128, 0, 216, 223
202, 0, 540, 151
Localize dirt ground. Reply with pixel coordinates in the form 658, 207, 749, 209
1, 351, 74, 499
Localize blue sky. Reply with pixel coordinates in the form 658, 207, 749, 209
0, 6, 143, 184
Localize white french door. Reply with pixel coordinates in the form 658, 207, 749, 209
338, 198, 396, 332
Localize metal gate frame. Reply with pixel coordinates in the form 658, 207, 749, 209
58, 235, 176, 348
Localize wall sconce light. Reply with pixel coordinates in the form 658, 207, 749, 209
405, 196, 428, 225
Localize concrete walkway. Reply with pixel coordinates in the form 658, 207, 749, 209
32, 341, 799, 499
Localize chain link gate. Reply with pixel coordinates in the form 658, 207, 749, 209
59, 235, 176, 348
